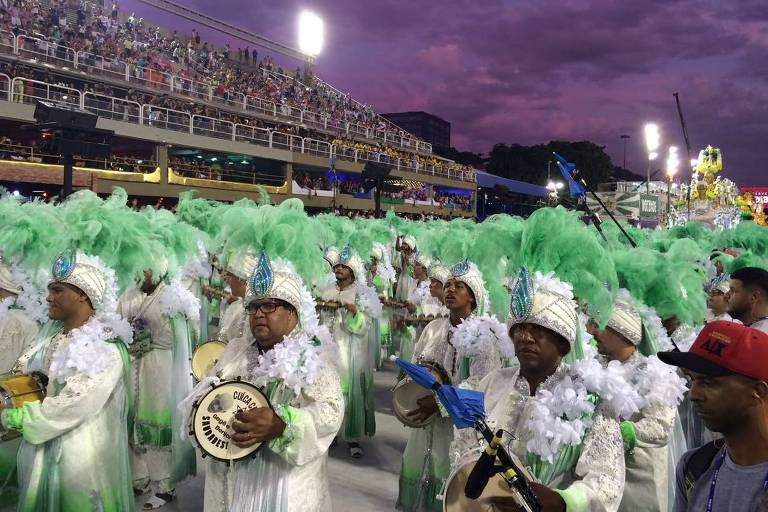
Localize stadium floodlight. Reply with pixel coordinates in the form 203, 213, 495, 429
644, 123, 660, 159
644, 122, 660, 193
666, 146, 680, 217
666, 146, 679, 178
298, 11, 324, 56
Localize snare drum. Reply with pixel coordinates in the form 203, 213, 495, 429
443, 449, 537, 512
392, 360, 450, 428
0, 372, 47, 441
191, 341, 227, 381
190, 379, 271, 462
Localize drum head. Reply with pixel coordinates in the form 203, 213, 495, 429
192, 380, 271, 462
191, 341, 227, 380
443, 453, 535, 512
0, 372, 47, 409
392, 379, 436, 428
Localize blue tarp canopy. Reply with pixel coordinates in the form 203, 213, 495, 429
476, 171, 548, 198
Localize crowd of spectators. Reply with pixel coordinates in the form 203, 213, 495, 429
0, 0, 414, 146
0, 0, 477, 181
0, 59, 476, 180
293, 171, 332, 191
168, 155, 284, 187
0, 133, 156, 171
433, 190, 473, 210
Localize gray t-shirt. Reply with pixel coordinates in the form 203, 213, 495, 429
674, 447, 768, 512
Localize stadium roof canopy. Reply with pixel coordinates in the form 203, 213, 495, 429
476, 171, 548, 198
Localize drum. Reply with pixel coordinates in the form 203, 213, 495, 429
190, 379, 272, 462
392, 360, 450, 428
191, 340, 227, 381
443, 449, 537, 512
0, 372, 47, 441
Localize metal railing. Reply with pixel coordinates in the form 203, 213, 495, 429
10, 77, 81, 106
83, 92, 142, 124
4, 33, 436, 156
141, 104, 192, 133
16, 34, 76, 69
171, 161, 285, 187
0, 142, 157, 173
0, 75, 476, 182
0, 72, 9, 102
76, 51, 128, 82
234, 124, 271, 147
192, 114, 234, 140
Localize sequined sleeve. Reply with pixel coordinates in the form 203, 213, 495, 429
557, 410, 625, 512
632, 402, 676, 448
11, 345, 123, 445
464, 342, 502, 389
269, 366, 344, 467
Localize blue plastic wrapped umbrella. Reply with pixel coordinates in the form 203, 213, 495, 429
394, 357, 485, 429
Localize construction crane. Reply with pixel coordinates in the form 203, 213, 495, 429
673, 92, 693, 216
673, 93, 693, 167
134, 0, 313, 63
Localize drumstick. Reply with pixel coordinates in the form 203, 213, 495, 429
474, 420, 542, 511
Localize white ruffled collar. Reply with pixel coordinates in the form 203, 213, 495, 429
48, 313, 132, 384
449, 313, 514, 358
239, 322, 334, 396
612, 352, 687, 413
509, 354, 646, 463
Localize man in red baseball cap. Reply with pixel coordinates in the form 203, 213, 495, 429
659, 321, 768, 512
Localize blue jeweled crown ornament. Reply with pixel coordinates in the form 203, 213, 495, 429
249, 252, 274, 298
339, 245, 352, 264
451, 259, 470, 277
509, 266, 534, 323
52, 248, 77, 281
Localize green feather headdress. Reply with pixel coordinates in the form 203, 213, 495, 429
216, 198, 326, 286
0, 196, 69, 273
512, 207, 618, 326
57, 188, 164, 290
612, 246, 706, 326
141, 205, 207, 279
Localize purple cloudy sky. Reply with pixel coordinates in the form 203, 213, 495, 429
123, 0, 768, 185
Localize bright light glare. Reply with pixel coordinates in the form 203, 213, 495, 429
298, 11, 324, 56
644, 123, 660, 154
666, 146, 680, 178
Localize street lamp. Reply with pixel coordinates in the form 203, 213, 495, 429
666, 146, 679, 220
298, 11, 324, 56
620, 134, 630, 170
644, 123, 660, 193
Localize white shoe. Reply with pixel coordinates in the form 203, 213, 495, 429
143, 491, 175, 510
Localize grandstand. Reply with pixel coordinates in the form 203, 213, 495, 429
0, 0, 476, 217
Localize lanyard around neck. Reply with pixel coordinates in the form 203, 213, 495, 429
706, 448, 768, 512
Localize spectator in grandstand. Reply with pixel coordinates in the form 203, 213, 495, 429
0, 1, 476, 182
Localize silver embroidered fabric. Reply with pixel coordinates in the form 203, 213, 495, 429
451, 366, 625, 512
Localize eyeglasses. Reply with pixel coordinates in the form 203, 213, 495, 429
245, 301, 284, 315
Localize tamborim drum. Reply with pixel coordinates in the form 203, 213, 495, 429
443, 448, 537, 512
0, 372, 47, 441
191, 340, 227, 381
392, 360, 450, 428
190, 379, 271, 462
